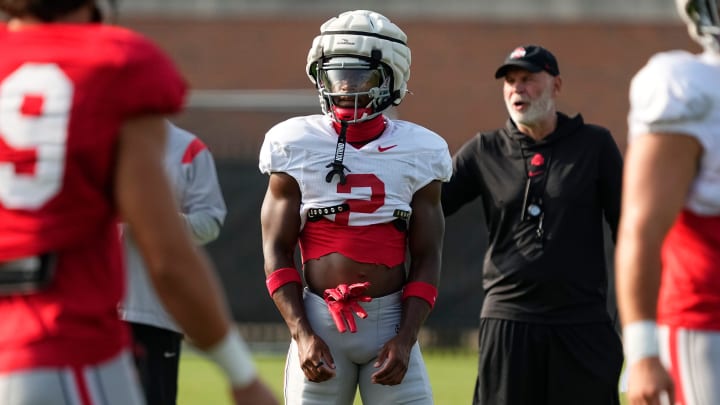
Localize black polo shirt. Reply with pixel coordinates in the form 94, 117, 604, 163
442, 113, 623, 324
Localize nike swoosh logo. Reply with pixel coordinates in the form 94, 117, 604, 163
377, 145, 398, 152
528, 170, 544, 177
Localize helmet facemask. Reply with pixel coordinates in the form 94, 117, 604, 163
314, 56, 393, 124
678, 0, 720, 51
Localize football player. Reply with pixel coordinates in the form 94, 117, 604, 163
259, 9, 452, 405
617, 1, 720, 404
0, 1, 276, 404
119, 121, 228, 405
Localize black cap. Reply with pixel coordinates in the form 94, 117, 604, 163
494, 45, 560, 78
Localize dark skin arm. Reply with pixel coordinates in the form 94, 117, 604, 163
371, 180, 445, 385
260, 172, 336, 383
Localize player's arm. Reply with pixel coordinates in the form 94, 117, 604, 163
260, 172, 335, 382
402, 179, 444, 340
115, 115, 277, 404
615, 132, 700, 403
179, 138, 227, 246
260, 172, 312, 340
372, 180, 444, 385
616, 133, 699, 331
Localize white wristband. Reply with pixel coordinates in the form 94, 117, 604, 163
623, 320, 659, 366
205, 328, 257, 388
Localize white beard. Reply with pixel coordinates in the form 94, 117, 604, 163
507, 86, 555, 126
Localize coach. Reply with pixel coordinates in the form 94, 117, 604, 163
441, 44, 624, 405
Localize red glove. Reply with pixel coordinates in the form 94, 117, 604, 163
323, 282, 372, 333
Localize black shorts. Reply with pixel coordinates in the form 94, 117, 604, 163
129, 322, 184, 405
473, 318, 623, 405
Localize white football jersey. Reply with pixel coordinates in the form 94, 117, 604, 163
120, 122, 226, 332
259, 114, 451, 228
628, 50, 720, 215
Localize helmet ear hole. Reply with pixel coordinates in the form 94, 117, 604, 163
309, 62, 319, 85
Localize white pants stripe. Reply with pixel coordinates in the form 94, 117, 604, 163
660, 325, 720, 405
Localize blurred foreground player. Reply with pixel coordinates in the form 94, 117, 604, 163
0, 1, 277, 404
617, 0, 720, 404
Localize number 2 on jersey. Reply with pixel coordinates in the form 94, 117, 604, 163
0, 64, 72, 209
334, 173, 386, 225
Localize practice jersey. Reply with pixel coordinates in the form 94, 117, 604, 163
259, 114, 451, 262
120, 122, 226, 332
628, 49, 720, 330
0, 23, 186, 370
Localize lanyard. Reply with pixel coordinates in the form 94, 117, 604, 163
519, 147, 553, 239
325, 121, 351, 184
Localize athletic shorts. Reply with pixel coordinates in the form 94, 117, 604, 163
473, 318, 623, 405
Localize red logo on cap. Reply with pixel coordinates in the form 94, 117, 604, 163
510, 47, 527, 59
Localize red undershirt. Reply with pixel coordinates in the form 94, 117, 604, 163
299, 218, 406, 267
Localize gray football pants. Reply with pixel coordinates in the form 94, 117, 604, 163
0, 350, 144, 405
659, 325, 720, 405
284, 289, 433, 405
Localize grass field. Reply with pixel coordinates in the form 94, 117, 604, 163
178, 348, 628, 404
179, 349, 476, 405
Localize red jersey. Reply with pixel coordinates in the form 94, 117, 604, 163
0, 23, 186, 371
658, 211, 720, 330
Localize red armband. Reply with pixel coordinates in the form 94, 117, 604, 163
402, 281, 438, 309
266, 267, 302, 297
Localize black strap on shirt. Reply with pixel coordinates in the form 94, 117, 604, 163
0, 254, 56, 295
325, 121, 352, 185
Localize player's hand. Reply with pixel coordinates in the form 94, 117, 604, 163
626, 357, 676, 405
231, 378, 279, 405
297, 332, 336, 382
371, 334, 413, 385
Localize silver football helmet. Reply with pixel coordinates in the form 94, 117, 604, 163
676, 0, 720, 51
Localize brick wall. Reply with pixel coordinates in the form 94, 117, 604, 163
124, 17, 698, 157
